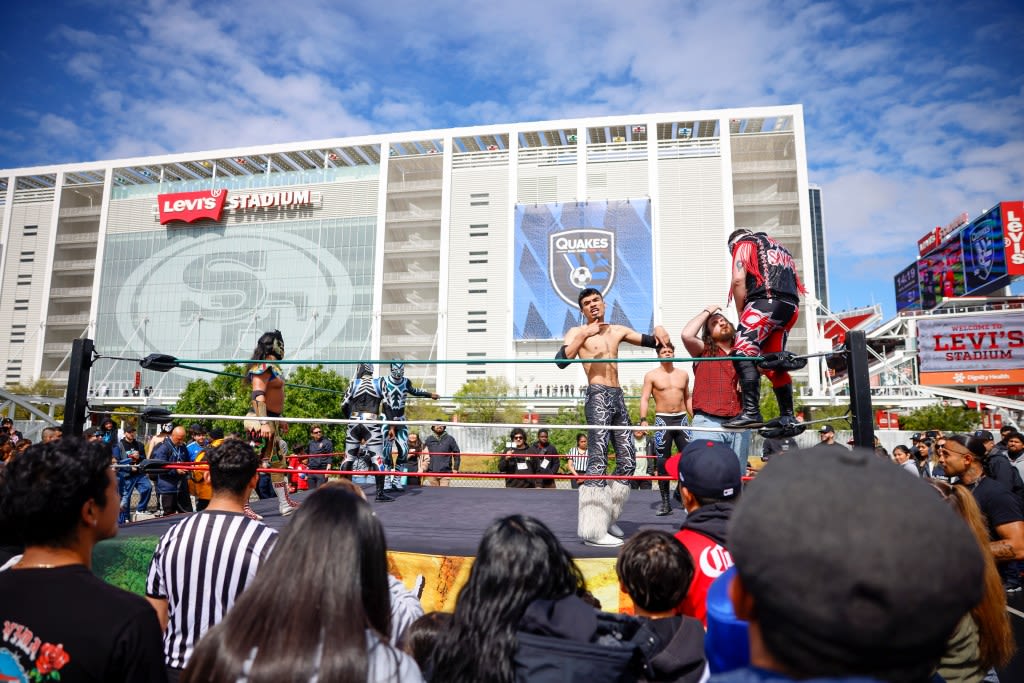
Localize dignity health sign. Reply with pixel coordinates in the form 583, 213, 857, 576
918, 314, 1024, 386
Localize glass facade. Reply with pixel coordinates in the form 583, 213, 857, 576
808, 186, 829, 310
92, 216, 376, 395
110, 164, 377, 200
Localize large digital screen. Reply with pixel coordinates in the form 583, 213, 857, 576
895, 202, 1023, 312
915, 234, 965, 309
961, 205, 1010, 295
513, 200, 653, 340
894, 263, 921, 312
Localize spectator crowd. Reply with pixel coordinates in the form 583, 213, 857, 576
1, 416, 1023, 682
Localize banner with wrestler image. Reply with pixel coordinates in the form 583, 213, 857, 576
513, 200, 653, 339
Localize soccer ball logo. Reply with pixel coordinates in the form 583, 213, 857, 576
570, 266, 592, 288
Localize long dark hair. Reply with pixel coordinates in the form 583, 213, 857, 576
429, 515, 587, 683
245, 330, 284, 386
183, 485, 393, 682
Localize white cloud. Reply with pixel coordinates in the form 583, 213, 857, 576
66, 52, 103, 79
38, 113, 81, 141
2, 0, 1021, 315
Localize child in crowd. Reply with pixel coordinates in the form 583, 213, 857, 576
400, 612, 452, 673
616, 530, 708, 683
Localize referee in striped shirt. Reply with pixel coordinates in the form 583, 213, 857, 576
567, 433, 589, 489
146, 438, 278, 682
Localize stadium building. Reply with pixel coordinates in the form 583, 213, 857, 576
0, 105, 823, 400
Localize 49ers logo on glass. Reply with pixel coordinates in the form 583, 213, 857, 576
158, 190, 227, 224
548, 229, 615, 307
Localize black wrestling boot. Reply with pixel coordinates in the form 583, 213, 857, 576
375, 474, 395, 502
724, 381, 764, 429
772, 383, 797, 426
656, 480, 673, 516
724, 359, 764, 429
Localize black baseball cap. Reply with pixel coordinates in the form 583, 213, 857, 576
973, 430, 994, 442
819, 424, 835, 434
678, 440, 742, 500
729, 448, 984, 680
911, 432, 923, 442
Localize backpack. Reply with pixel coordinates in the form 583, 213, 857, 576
514, 596, 662, 683
984, 451, 1024, 504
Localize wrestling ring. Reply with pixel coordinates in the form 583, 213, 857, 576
63, 335, 870, 614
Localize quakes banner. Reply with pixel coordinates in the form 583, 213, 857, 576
917, 314, 1024, 386
513, 200, 653, 339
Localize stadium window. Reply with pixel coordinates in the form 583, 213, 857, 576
17, 275, 31, 284
469, 278, 487, 283
19, 251, 34, 263
467, 370, 486, 375
468, 319, 486, 324
468, 310, 486, 315
467, 352, 486, 357
469, 251, 488, 256
23, 225, 38, 236
469, 193, 490, 198
467, 328, 487, 333
469, 232, 488, 237
468, 259, 488, 264
469, 223, 488, 229
468, 289, 487, 294
470, 201, 489, 206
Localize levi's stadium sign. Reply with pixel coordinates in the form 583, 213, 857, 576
156, 188, 320, 225
917, 313, 1024, 386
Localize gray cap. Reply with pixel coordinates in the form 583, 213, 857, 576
728, 448, 984, 680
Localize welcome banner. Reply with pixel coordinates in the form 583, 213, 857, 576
917, 314, 1024, 386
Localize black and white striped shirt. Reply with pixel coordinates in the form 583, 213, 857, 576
568, 446, 588, 473
145, 510, 277, 669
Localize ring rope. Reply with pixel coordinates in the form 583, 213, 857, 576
102, 410, 842, 434
163, 355, 766, 366
155, 463, 750, 483
174, 363, 347, 396
154, 412, 734, 433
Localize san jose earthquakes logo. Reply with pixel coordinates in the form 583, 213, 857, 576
548, 229, 615, 307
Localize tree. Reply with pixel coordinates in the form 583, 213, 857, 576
174, 364, 250, 436
282, 365, 349, 448
173, 364, 349, 449
4, 379, 65, 421
546, 403, 587, 455
452, 377, 523, 424
899, 404, 980, 433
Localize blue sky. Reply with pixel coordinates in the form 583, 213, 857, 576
1, 0, 1022, 318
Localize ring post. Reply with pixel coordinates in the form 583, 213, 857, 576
846, 330, 874, 449
62, 338, 94, 437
